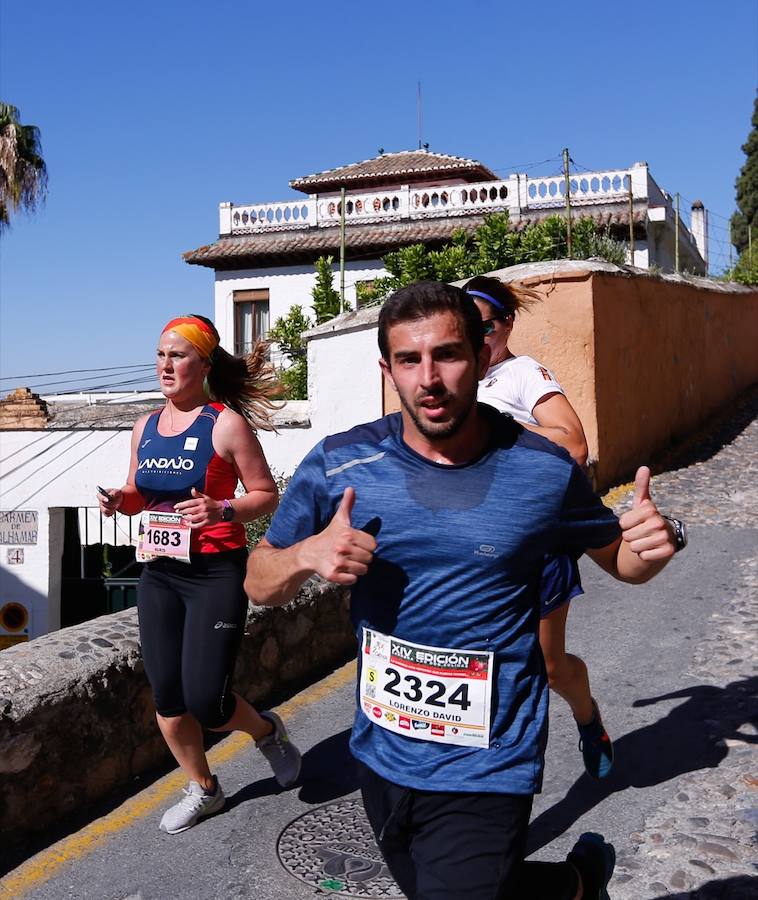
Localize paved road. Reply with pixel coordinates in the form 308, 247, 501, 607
3, 394, 757, 900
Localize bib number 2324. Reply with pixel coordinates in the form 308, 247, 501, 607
360, 628, 493, 748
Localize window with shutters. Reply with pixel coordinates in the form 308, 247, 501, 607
233, 289, 270, 355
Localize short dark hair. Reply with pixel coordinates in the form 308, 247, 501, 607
378, 281, 485, 362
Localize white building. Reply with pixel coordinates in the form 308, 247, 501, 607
183, 149, 709, 356
1, 150, 712, 644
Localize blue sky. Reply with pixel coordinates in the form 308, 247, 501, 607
1, 0, 755, 390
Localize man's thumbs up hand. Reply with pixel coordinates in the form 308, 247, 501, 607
618, 466, 675, 562
307, 488, 377, 585
632, 466, 652, 508
335, 486, 356, 525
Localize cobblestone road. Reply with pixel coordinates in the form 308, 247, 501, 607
4, 391, 756, 900
604, 389, 757, 899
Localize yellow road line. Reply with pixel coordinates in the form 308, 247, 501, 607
0, 659, 357, 899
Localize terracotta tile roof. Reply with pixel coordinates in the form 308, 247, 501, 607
184, 208, 647, 270
290, 150, 498, 193
184, 218, 486, 269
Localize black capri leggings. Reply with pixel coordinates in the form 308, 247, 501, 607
137, 548, 248, 729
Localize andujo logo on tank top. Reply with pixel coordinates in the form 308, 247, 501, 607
137, 456, 195, 472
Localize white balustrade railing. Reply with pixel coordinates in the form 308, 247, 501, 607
316, 188, 410, 226
224, 169, 645, 235
408, 180, 516, 219
229, 199, 317, 234
524, 170, 632, 209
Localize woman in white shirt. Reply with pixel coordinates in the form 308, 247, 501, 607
466, 275, 614, 780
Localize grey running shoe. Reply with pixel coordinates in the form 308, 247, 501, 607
256, 710, 302, 787
159, 776, 225, 834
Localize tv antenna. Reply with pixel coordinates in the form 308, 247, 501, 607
417, 81, 424, 150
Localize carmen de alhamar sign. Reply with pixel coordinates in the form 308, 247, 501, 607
0, 510, 38, 545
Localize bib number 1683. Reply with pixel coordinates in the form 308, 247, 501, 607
144, 529, 181, 547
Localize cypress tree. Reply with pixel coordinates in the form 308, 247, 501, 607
730, 92, 758, 254
311, 255, 349, 323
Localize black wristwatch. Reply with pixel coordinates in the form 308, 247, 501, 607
221, 499, 235, 523
663, 515, 687, 552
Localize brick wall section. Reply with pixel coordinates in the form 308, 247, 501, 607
0, 580, 356, 844
0, 387, 49, 429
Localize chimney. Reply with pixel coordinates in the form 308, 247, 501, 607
0, 388, 50, 430
690, 200, 709, 274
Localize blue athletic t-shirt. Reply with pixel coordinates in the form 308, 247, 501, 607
265, 406, 620, 795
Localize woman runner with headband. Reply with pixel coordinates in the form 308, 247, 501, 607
98, 314, 301, 833
465, 275, 614, 781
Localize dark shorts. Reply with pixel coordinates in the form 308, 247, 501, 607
539, 553, 583, 618
359, 763, 577, 899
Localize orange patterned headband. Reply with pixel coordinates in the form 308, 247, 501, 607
161, 316, 219, 359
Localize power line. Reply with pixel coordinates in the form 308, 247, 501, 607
28, 375, 158, 395
0, 363, 152, 382
490, 155, 563, 175
12, 370, 156, 392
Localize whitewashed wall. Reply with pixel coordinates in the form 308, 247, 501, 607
0, 430, 133, 638
0, 422, 323, 638
0, 507, 53, 637
0, 308, 386, 640
307, 316, 383, 435
258, 313, 384, 470
214, 259, 386, 353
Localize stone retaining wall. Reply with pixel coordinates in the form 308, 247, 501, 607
0, 580, 355, 844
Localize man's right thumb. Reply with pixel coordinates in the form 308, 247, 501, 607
336, 486, 356, 524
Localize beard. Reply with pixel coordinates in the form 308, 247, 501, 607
397, 380, 479, 441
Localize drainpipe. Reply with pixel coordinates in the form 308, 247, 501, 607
340, 186, 346, 307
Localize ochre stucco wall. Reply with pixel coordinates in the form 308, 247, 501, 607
590, 272, 758, 486
382, 273, 599, 454
505, 272, 598, 466
377, 265, 757, 490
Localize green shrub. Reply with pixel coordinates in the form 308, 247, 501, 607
268, 305, 312, 400
277, 358, 308, 399
724, 248, 758, 285
312, 256, 351, 323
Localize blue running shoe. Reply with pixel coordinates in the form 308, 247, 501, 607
567, 831, 616, 900
577, 699, 614, 779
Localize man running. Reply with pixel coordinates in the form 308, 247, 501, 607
245, 281, 676, 899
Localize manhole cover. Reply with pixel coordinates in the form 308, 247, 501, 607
277, 797, 403, 897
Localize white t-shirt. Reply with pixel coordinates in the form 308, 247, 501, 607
478, 355, 565, 425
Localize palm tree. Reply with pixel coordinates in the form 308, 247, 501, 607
0, 102, 48, 232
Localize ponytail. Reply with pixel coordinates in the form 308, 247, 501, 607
182, 314, 280, 432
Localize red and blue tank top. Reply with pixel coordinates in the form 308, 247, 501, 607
134, 402, 246, 553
